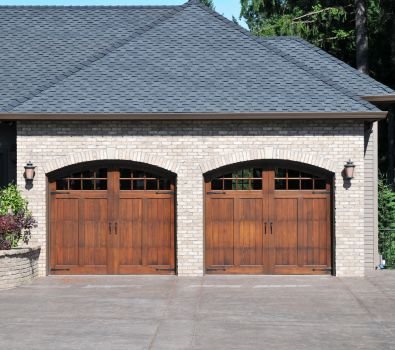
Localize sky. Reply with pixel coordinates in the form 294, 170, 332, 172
2, 0, 246, 26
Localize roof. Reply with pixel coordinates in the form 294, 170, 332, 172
0, 0, 393, 116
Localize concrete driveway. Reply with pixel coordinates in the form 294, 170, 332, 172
1, 273, 394, 350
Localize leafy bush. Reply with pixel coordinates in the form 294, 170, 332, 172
0, 184, 37, 250
0, 184, 28, 215
378, 175, 395, 267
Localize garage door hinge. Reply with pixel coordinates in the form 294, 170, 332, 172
206, 267, 227, 271
50, 268, 71, 271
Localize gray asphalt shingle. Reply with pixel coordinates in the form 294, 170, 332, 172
1, 0, 393, 114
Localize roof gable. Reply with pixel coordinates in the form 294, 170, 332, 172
1, 1, 393, 114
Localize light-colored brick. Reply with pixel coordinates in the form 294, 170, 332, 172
17, 119, 366, 277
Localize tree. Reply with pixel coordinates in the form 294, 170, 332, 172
355, 0, 368, 73
240, 1, 356, 64
200, 0, 215, 10
378, 175, 395, 266
239, 0, 393, 78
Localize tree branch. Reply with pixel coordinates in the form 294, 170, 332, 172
292, 5, 353, 22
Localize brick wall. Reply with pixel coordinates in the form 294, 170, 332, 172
0, 247, 41, 290
17, 119, 366, 276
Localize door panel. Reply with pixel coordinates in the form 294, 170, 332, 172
206, 197, 235, 269
270, 197, 299, 272
118, 198, 143, 268
299, 197, 331, 268
51, 197, 80, 267
81, 198, 109, 268
143, 198, 174, 267
50, 195, 109, 274
235, 198, 266, 268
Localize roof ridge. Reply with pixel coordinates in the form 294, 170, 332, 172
5, 3, 189, 112
187, 1, 377, 110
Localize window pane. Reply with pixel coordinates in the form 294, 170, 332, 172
301, 179, 313, 190
224, 179, 233, 190
133, 180, 145, 190
82, 170, 94, 178
252, 179, 262, 190
288, 180, 300, 190
301, 172, 311, 178
120, 180, 131, 190
211, 179, 222, 190
275, 168, 286, 178
232, 169, 243, 178
146, 180, 158, 190
71, 172, 81, 178
275, 179, 286, 190
82, 180, 94, 190
239, 169, 253, 178
314, 179, 327, 190
237, 179, 249, 190
288, 169, 300, 178
159, 179, 171, 190
69, 179, 81, 190
253, 168, 263, 178
97, 168, 107, 178
134, 170, 146, 179
56, 179, 68, 190
95, 180, 107, 190
120, 168, 131, 178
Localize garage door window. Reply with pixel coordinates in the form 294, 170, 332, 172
56, 168, 107, 190
211, 168, 263, 190
119, 168, 171, 191
274, 168, 327, 191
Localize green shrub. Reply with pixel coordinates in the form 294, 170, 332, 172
0, 184, 36, 249
378, 175, 395, 267
0, 184, 28, 215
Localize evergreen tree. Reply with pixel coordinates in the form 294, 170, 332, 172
200, 0, 215, 10
378, 176, 395, 266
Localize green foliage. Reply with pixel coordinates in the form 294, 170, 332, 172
199, 0, 215, 10
0, 184, 28, 215
367, 0, 395, 86
378, 176, 395, 230
240, 0, 356, 63
378, 175, 395, 267
0, 184, 36, 249
239, 0, 392, 73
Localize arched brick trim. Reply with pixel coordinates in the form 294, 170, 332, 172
199, 148, 336, 174
43, 149, 179, 174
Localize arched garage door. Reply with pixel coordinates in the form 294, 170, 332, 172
49, 162, 175, 275
205, 162, 333, 275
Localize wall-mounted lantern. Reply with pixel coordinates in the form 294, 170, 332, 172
344, 160, 355, 180
24, 161, 36, 182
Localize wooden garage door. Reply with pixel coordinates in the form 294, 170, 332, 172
49, 165, 175, 275
205, 165, 332, 275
